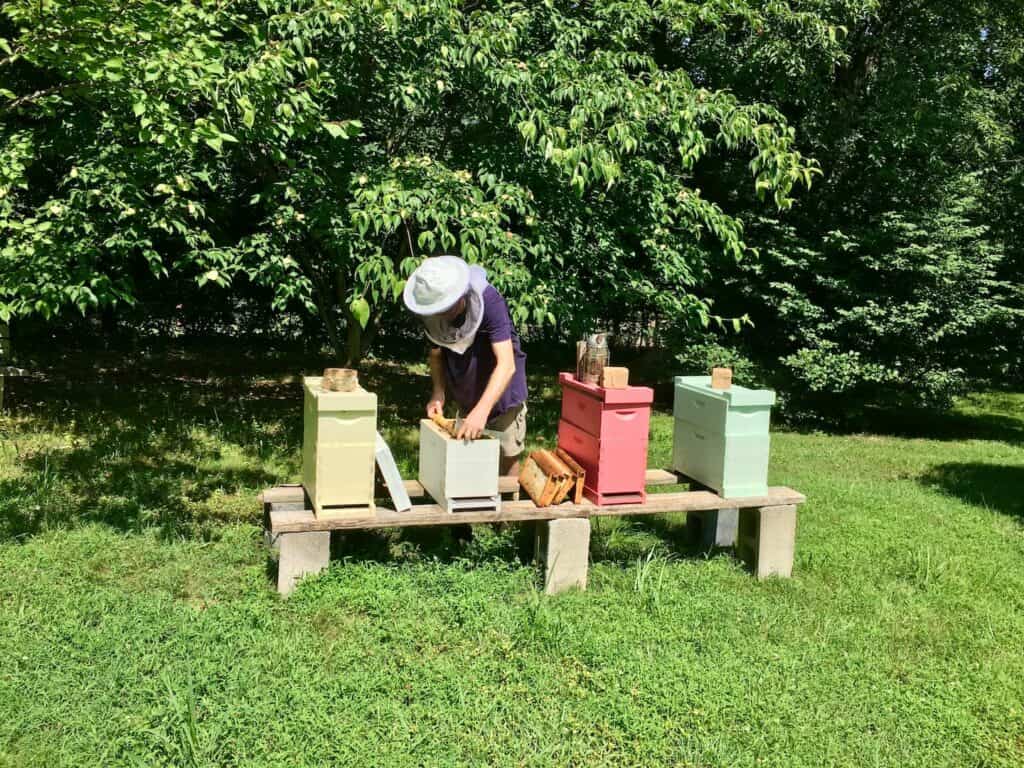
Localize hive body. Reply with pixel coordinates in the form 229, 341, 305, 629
418, 419, 501, 513
556, 372, 653, 505
302, 377, 377, 517
671, 376, 775, 498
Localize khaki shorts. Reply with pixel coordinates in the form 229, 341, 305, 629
487, 403, 527, 459
457, 403, 526, 460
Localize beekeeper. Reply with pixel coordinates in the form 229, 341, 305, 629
403, 255, 528, 475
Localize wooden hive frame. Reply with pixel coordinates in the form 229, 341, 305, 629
520, 448, 586, 508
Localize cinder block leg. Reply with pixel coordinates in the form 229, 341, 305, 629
276, 530, 330, 596
264, 501, 307, 552
263, 489, 308, 551
701, 508, 739, 548
738, 505, 797, 579
536, 518, 591, 595
686, 512, 702, 540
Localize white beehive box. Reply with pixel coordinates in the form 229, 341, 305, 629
302, 377, 377, 517
418, 419, 501, 513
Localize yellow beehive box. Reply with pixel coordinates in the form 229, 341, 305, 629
302, 377, 377, 517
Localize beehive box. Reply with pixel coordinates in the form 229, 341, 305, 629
671, 375, 775, 498
556, 372, 653, 505
302, 377, 377, 517
418, 419, 500, 513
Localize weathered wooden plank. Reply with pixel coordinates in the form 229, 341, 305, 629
587, 488, 804, 518
644, 468, 680, 486
261, 485, 304, 508
269, 487, 805, 533
267, 468, 677, 507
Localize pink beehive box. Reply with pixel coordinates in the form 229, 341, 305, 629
556, 372, 653, 505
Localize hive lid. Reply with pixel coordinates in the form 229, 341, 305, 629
304, 377, 378, 409
558, 371, 653, 405
673, 375, 776, 407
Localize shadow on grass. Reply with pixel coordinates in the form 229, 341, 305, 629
920, 462, 1024, 520
783, 392, 1024, 446
328, 513, 713, 572
2, 345, 723, 569
0, 372, 301, 541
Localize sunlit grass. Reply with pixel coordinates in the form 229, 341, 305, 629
1, 358, 1022, 766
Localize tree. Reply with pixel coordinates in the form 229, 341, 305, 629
681, 0, 1022, 412
0, 0, 826, 363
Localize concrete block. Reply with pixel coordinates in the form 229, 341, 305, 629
264, 499, 307, 551
536, 518, 591, 594
276, 524, 331, 596
702, 507, 739, 548
738, 504, 797, 579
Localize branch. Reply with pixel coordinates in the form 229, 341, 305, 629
3, 84, 66, 112
402, 217, 417, 260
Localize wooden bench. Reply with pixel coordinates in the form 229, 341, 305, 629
262, 470, 805, 596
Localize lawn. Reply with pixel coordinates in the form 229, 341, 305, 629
1, 349, 1022, 767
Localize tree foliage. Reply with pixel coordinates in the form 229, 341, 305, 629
3, 0, 1020, 414
682, 0, 1023, 412
1, 0, 827, 362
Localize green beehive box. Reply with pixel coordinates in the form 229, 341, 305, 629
671, 376, 775, 498
302, 377, 378, 516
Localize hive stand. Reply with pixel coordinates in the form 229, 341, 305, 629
262, 470, 805, 596
737, 504, 798, 579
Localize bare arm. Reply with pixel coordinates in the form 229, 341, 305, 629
456, 340, 515, 439
426, 347, 446, 417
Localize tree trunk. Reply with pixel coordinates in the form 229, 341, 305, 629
0, 321, 10, 411
344, 316, 362, 367
0, 322, 10, 361
316, 300, 341, 359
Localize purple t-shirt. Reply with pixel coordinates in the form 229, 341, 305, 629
441, 286, 528, 420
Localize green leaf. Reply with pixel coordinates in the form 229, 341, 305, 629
323, 122, 346, 139
350, 297, 371, 329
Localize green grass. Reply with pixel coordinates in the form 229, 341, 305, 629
1, 353, 1023, 767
